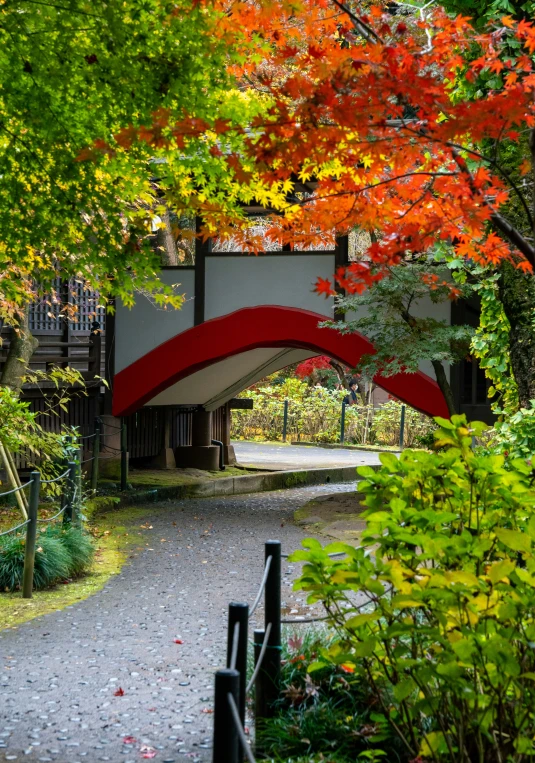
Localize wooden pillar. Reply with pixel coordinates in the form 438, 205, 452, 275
194, 218, 212, 326
334, 235, 349, 321
150, 407, 176, 469
223, 403, 236, 465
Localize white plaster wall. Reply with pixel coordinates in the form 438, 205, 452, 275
204, 255, 336, 321
115, 270, 194, 373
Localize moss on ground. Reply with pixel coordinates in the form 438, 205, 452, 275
293, 491, 368, 542
98, 465, 252, 491
0, 502, 165, 632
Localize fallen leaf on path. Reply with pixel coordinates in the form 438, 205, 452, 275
201, 708, 213, 714
114, 687, 125, 696
123, 736, 137, 744
174, 639, 184, 644
140, 745, 157, 758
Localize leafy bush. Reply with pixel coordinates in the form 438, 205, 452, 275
0, 525, 94, 592
489, 401, 535, 460
0, 532, 70, 591
257, 629, 401, 763
292, 416, 535, 762
40, 525, 95, 577
232, 379, 433, 447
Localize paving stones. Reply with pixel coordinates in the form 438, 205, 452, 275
0, 482, 355, 763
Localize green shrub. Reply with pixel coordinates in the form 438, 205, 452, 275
40, 525, 95, 577
0, 532, 70, 591
292, 415, 535, 762
257, 629, 402, 762
0, 525, 94, 592
232, 379, 433, 446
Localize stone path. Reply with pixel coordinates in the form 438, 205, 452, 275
0, 482, 357, 763
234, 440, 381, 470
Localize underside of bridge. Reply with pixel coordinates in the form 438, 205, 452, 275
112, 305, 449, 468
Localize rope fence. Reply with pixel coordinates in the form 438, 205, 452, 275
212, 539, 352, 761
0, 518, 30, 537
0, 479, 32, 497
0, 463, 83, 597
41, 468, 70, 485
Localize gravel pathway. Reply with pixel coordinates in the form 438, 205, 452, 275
0, 482, 357, 763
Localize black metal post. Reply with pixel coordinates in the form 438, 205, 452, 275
226, 603, 249, 732
91, 418, 101, 494
399, 404, 406, 449
22, 471, 40, 599
340, 401, 346, 444
254, 628, 267, 733
263, 540, 281, 717
213, 668, 240, 763
282, 399, 289, 442
63, 460, 77, 525
120, 418, 128, 491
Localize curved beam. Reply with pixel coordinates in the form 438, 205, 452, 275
113, 305, 449, 418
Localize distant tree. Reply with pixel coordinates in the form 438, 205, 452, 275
326, 264, 474, 416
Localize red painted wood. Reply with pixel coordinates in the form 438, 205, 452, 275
113, 305, 449, 418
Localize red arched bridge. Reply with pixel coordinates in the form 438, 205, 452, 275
111, 242, 450, 469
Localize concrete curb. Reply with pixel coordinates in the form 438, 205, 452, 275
100, 464, 380, 510
290, 441, 401, 454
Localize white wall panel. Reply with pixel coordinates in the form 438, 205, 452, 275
204, 255, 336, 321
115, 270, 194, 373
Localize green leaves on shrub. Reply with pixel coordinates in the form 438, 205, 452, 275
258, 629, 401, 763
292, 415, 535, 762
0, 525, 94, 592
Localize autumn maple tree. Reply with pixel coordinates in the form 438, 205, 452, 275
97, 0, 535, 405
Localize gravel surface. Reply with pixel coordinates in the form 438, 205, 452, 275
0, 482, 357, 763
234, 440, 381, 470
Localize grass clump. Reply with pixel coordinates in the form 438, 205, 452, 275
0, 524, 94, 592
257, 629, 402, 763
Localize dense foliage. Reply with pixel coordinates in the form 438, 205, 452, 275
292, 416, 535, 762
232, 379, 434, 446
0, 0, 261, 319
260, 628, 402, 762
231, 378, 434, 446
0, 525, 94, 592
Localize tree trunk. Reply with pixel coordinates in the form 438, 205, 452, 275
0, 306, 38, 396
431, 360, 458, 417
498, 261, 535, 409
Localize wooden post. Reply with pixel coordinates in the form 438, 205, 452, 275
120, 419, 128, 491
91, 418, 100, 493
63, 461, 77, 525
75, 448, 82, 526
282, 399, 289, 442
22, 471, 40, 599
340, 401, 346, 444
0, 441, 28, 519
88, 320, 101, 378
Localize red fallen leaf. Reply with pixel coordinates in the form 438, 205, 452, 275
173, 639, 184, 644
123, 736, 137, 744
140, 745, 157, 759
114, 687, 125, 696
148, 707, 156, 712
201, 708, 213, 714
